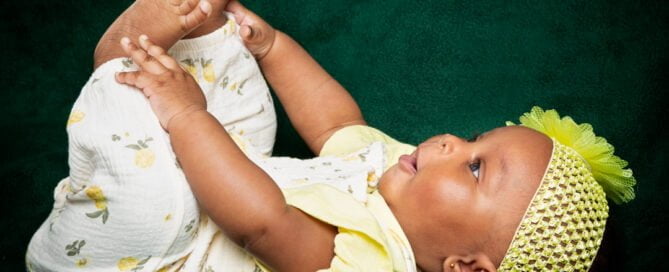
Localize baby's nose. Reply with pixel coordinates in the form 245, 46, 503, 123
419, 134, 457, 153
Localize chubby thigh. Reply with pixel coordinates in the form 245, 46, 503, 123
26, 23, 277, 271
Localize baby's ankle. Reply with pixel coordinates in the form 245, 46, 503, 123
93, 0, 211, 68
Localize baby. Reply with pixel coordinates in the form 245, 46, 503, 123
29, 0, 637, 271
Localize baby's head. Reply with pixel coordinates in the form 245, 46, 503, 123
379, 107, 636, 271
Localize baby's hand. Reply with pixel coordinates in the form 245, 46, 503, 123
115, 35, 206, 132
226, 0, 276, 60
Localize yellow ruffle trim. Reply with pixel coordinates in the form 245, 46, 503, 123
507, 106, 636, 204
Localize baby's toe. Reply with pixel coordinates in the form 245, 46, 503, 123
173, 0, 212, 32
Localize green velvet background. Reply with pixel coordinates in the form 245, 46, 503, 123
1, 0, 667, 270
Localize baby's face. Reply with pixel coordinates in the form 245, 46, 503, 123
378, 126, 553, 269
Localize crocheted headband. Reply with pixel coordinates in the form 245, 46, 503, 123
498, 107, 636, 271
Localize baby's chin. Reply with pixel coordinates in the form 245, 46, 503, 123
377, 163, 404, 199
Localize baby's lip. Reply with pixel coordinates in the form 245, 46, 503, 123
398, 153, 418, 175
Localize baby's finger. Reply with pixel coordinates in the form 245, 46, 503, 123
180, 0, 211, 31
171, 0, 199, 15
138, 35, 180, 71
121, 37, 168, 74
115, 71, 156, 95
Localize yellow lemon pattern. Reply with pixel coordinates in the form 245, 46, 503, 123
117, 256, 151, 272
134, 148, 155, 168
125, 137, 155, 169
222, 18, 237, 35
85, 186, 109, 224
201, 58, 215, 83
67, 111, 85, 127
76, 258, 88, 268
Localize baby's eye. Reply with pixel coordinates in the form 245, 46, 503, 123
469, 161, 480, 179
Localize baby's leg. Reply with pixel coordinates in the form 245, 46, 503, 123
93, 0, 222, 68
26, 6, 275, 272
169, 13, 278, 156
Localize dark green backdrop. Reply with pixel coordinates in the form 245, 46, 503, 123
1, 0, 667, 270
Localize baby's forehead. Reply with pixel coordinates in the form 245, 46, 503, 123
486, 125, 549, 140
486, 126, 553, 186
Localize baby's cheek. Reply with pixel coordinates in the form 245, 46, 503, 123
422, 176, 474, 210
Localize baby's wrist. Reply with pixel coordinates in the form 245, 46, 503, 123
166, 106, 209, 133
256, 28, 278, 62
258, 30, 283, 66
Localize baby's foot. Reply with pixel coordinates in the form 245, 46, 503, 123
94, 0, 214, 68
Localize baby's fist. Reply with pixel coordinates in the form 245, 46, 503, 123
226, 0, 276, 60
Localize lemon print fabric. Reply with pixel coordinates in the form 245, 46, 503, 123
67, 111, 85, 127
201, 58, 215, 83
85, 186, 110, 224
125, 137, 156, 169
221, 77, 246, 96
222, 18, 237, 35
65, 240, 88, 267
117, 256, 151, 272
180, 58, 199, 80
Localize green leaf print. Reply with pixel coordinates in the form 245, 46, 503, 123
131, 256, 152, 271
185, 219, 196, 232
220, 76, 229, 89
122, 58, 134, 68
237, 80, 247, 96
65, 239, 86, 257
86, 210, 104, 218
86, 208, 110, 224
138, 140, 148, 149
137, 256, 150, 266
125, 144, 141, 150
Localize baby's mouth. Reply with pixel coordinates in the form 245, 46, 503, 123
398, 152, 418, 174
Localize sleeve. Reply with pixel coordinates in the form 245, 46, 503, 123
281, 185, 395, 272
319, 125, 416, 171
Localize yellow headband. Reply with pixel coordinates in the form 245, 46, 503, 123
499, 107, 636, 271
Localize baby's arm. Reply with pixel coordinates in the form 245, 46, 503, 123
115, 36, 336, 272
227, 1, 366, 154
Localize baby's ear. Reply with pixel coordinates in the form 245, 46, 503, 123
442, 254, 497, 272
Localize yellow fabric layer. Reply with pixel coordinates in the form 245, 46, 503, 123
320, 125, 416, 172
273, 125, 418, 271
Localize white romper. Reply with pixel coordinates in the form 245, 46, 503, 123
26, 14, 277, 272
